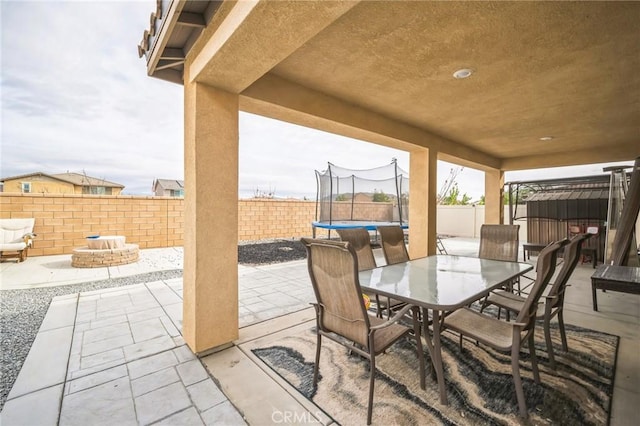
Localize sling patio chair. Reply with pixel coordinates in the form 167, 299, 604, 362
481, 234, 590, 369
301, 238, 426, 425
377, 225, 409, 265
442, 240, 565, 419
479, 224, 522, 292
478, 224, 520, 262
337, 228, 406, 319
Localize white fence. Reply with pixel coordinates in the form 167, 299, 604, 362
437, 205, 528, 242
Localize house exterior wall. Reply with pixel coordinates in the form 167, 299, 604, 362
1, 177, 123, 195
2, 176, 76, 194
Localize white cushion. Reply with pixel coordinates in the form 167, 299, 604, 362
0, 219, 35, 244
0, 242, 27, 251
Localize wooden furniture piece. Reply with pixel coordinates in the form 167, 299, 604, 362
0, 218, 36, 263
301, 238, 425, 425
591, 265, 640, 311
358, 254, 533, 411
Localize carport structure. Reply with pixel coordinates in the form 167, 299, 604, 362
139, 0, 640, 353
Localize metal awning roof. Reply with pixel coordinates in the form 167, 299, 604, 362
525, 188, 609, 202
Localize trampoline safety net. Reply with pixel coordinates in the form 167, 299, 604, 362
315, 159, 409, 225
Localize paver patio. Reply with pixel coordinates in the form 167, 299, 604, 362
1, 239, 638, 425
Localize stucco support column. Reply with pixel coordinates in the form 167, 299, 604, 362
484, 168, 505, 224
409, 148, 437, 258
183, 81, 239, 353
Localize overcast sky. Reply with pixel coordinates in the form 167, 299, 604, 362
1, 1, 631, 200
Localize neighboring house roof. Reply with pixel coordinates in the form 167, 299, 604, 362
0, 172, 125, 188
154, 179, 184, 191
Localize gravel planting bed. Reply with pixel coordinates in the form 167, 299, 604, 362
0, 239, 308, 410
238, 239, 307, 265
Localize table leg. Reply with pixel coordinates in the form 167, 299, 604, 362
422, 307, 448, 405
591, 281, 599, 311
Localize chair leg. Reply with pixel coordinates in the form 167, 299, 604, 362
313, 334, 322, 387
479, 296, 488, 313
511, 342, 528, 419
558, 310, 568, 352
544, 316, 557, 370
367, 350, 375, 425
528, 332, 540, 383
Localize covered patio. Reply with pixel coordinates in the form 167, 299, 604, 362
1, 241, 638, 424
139, 0, 639, 355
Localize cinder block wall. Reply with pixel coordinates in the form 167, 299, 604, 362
0, 194, 184, 256
237, 199, 327, 240
5, 194, 521, 257
0, 194, 331, 256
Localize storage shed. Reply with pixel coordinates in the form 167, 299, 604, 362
507, 175, 611, 263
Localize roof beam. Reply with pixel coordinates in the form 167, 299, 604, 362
241, 73, 501, 170
155, 60, 185, 71
188, 0, 361, 93
161, 48, 184, 61
501, 145, 640, 171
177, 12, 205, 28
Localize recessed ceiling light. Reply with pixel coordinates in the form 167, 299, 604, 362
539, 136, 554, 141
453, 68, 473, 79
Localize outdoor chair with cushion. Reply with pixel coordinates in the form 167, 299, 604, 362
0, 218, 36, 263
442, 240, 565, 419
377, 225, 409, 265
337, 228, 406, 319
301, 238, 426, 425
481, 234, 590, 368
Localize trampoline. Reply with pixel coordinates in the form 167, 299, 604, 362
312, 220, 409, 231
312, 160, 409, 237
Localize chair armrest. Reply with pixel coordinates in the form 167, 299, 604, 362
23, 233, 36, 247
369, 304, 415, 330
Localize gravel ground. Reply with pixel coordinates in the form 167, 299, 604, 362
0, 240, 307, 410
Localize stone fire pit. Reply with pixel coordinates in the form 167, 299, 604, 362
71, 236, 139, 268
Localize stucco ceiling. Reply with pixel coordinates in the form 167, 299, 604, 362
145, 1, 640, 171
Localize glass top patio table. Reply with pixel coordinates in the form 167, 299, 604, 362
359, 254, 533, 407
359, 255, 533, 310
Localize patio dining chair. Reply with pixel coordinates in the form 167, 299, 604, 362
479, 224, 521, 292
442, 240, 564, 419
377, 225, 409, 265
481, 234, 590, 369
301, 238, 425, 425
337, 228, 406, 319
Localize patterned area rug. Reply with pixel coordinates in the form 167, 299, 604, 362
252, 321, 618, 425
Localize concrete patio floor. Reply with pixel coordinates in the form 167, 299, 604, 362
1, 238, 638, 425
